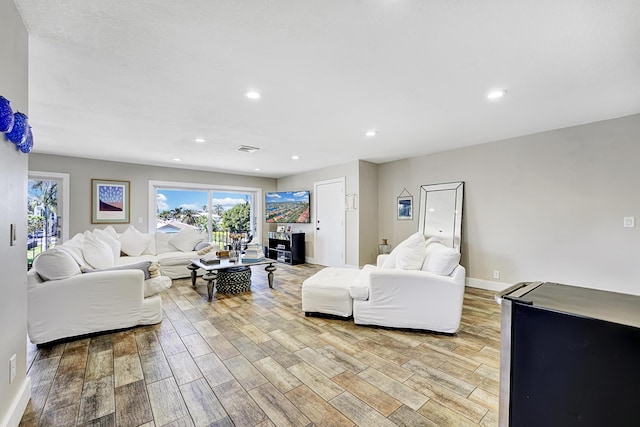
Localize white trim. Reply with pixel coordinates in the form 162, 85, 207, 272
28, 171, 70, 242
0, 376, 31, 427
466, 277, 510, 292
313, 177, 346, 267
148, 180, 263, 240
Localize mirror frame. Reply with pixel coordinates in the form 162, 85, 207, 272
417, 181, 464, 251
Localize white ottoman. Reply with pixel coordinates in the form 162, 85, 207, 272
302, 267, 361, 317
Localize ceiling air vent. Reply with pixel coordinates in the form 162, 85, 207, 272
235, 145, 260, 154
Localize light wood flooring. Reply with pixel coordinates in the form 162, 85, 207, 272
20, 263, 502, 427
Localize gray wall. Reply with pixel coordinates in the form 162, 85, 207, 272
358, 160, 379, 266
28, 154, 277, 243
277, 161, 359, 266
378, 114, 640, 295
0, 1, 30, 424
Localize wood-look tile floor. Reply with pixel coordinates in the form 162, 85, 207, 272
20, 263, 501, 427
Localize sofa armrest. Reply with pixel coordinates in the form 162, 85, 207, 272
28, 270, 146, 344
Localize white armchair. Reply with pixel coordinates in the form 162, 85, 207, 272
349, 238, 466, 333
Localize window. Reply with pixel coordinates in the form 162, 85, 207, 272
150, 181, 262, 248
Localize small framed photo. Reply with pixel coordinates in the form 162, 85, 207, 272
397, 196, 413, 220
91, 179, 130, 224
276, 225, 285, 232
285, 224, 292, 233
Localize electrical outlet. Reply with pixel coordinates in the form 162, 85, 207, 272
9, 354, 16, 384
493, 270, 500, 279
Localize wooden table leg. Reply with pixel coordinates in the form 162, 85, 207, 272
187, 264, 199, 288
202, 271, 218, 301
265, 263, 276, 288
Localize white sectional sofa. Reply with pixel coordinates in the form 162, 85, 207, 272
27, 225, 217, 344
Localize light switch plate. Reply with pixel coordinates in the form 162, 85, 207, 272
624, 217, 635, 228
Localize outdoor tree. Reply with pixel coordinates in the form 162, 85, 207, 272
221, 202, 250, 232
28, 180, 58, 250
213, 204, 224, 216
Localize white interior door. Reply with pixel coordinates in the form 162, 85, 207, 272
314, 178, 345, 267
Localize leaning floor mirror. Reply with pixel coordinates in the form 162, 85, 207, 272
417, 181, 464, 251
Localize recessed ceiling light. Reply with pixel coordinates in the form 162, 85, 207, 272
194, 138, 205, 143
487, 89, 507, 100
245, 90, 261, 100
172, 158, 182, 162
254, 168, 261, 172
365, 130, 378, 137
291, 155, 299, 160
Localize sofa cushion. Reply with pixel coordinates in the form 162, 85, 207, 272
102, 225, 119, 241
382, 232, 425, 270
156, 251, 198, 266
142, 233, 157, 255
382, 232, 424, 269
424, 246, 461, 276
33, 248, 82, 281
92, 228, 122, 263
82, 231, 115, 269
169, 228, 204, 252
119, 226, 151, 257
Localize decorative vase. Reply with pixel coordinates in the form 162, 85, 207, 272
0, 96, 14, 133
378, 238, 392, 255
17, 126, 33, 153
5, 112, 28, 144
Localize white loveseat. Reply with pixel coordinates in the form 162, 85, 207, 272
302, 232, 466, 333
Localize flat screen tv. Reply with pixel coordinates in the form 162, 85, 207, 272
266, 191, 310, 223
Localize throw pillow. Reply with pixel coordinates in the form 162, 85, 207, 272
143, 276, 172, 298
142, 233, 157, 255
424, 247, 461, 276
102, 225, 119, 241
119, 226, 151, 257
32, 248, 81, 281
169, 227, 204, 252
395, 233, 426, 270
381, 232, 425, 269
82, 231, 115, 269
154, 232, 174, 254
93, 228, 122, 262
59, 233, 88, 266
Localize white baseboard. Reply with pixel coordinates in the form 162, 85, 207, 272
466, 277, 509, 292
0, 376, 31, 427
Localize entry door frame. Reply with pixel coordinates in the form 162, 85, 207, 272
28, 170, 70, 242
314, 177, 346, 267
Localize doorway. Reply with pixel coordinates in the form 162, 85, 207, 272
314, 177, 345, 267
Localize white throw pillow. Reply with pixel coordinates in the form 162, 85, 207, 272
93, 229, 121, 262
143, 276, 172, 297
142, 234, 157, 255
422, 240, 447, 270
424, 247, 461, 276
59, 233, 88, 266
82, 231, 115, 269
395, 234, 427, 270
119, 226, 151, 257
102, 225, 119, 241
154, 232, 174, 254
169, 228, 204, 252
33, 248, 81, 281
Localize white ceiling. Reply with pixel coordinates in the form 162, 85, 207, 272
14, 0, 640, 178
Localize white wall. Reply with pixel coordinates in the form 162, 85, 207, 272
277, 161, 359, 266
378, 114, 640, 295
358, 160, 379, 266
0, 1, 31, 426
28, 154, 277, 243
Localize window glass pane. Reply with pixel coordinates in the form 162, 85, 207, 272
28, 180, 59, 265
156, 189, 209, 233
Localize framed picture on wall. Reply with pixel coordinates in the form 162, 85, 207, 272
397, 195, 413, 220
91, 179, 130, 223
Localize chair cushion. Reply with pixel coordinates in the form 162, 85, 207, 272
381, 232, 425, 270
33, 248, 81, 281
424, 246, 461, 276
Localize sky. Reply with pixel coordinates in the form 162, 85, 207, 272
156, 189, 250, 212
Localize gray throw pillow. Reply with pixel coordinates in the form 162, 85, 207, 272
83, 261, 152, 280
